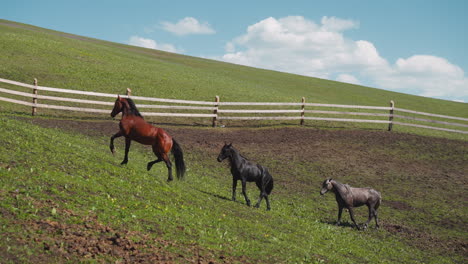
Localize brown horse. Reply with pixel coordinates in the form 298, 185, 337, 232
110, 95, 185, 181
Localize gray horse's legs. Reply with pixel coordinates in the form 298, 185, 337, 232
374, 208, 380, 228
348, 207, 360, 230
336, 206, 343, 225
364, 206, 373, 229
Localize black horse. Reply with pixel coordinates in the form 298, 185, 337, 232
217, 143, 274, 210
320, 178, 381, 230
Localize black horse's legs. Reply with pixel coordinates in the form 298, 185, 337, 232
348, 207, 360, 230
255, 192, 270, 210
241, 180, 251, 206
255, 193, 264, 208
265, 195, 271, 211
110, 131, 123, 154
121, 137, 131, 165
336, 206, 343, 225
232, 179, 237, 201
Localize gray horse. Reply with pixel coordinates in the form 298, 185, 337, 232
320, 178, 381, 230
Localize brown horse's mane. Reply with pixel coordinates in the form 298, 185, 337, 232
124, 98, 143, 118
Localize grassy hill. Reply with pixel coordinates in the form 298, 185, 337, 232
0, 20, 467, 263
0, 19, 466, 112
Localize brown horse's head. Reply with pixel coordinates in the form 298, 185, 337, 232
111, 95, 124, 118
320, 178, 334, 195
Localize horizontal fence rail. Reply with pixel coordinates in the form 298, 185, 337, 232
0, 77, 467, 134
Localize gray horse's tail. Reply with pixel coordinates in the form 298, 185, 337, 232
171, 139, 186, 179
375, 192, 382, 210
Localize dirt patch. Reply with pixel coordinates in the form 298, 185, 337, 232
6, 208, 248, 264
385, 201, 415, 211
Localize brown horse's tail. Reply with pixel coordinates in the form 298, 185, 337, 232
171, 139, 186, 179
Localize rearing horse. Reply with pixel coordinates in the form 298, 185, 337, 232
110, 95, 186, 181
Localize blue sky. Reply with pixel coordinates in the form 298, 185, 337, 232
2, 0, 468, 102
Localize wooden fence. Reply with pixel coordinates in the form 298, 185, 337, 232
0, 77, 467, 134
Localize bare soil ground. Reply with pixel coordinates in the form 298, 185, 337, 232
14, 118, 468, 262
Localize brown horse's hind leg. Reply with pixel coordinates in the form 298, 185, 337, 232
164, 157, 173, 182
150, 145, 173, 182
147, 158, 162, 171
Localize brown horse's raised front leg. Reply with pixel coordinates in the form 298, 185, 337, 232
121, 137, 131, 165
110, 131, 123, 154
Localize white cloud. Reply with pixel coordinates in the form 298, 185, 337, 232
321, 16, 359, 32
128, 36, 182, 53
336, 74, 361, 85
219, 16, 468, 102
372, 55, 468, 100
161, 17, 215, 36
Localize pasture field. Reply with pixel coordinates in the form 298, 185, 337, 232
0, 19, 467, 263
0, 114, 466, 263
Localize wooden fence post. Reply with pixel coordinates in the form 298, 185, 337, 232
300, 97, 306, 125
32, 78, 38, 116
126, 88, 132, 96
212, 95, 219, 127
388, 100, 395, 131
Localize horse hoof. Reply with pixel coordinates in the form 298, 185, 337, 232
120, 160, 128, 165
147, 164, 152, 171
167, 178, 173, 182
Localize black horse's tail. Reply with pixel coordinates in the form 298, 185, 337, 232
264, 168, 274, 195
171, 139, 186, 179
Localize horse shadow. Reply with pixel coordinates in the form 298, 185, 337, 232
195, 189, 246, 205
320, 220, 356, 229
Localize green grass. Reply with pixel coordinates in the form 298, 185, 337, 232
0, 116, 464, 263
0, 19, 466, 263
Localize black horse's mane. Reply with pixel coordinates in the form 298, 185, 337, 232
124, 98, 143, 118
229, 146, 250, 161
